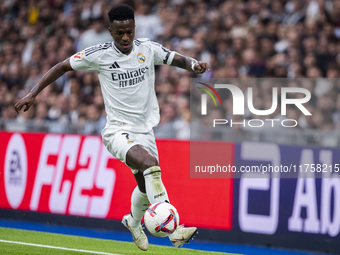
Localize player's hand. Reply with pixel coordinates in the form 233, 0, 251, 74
193, 61, 210, 74
14, 93, 35, 113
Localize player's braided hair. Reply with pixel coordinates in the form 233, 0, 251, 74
108, 5, 134, 23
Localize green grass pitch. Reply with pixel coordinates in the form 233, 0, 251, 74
0, 227, 240, 255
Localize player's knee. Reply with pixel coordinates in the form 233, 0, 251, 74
140, 158, 158, 172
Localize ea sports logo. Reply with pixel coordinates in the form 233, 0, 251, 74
4, 133, 27, 209
137, 53, 146, 63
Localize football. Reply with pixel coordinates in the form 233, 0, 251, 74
144, 202, 179, 237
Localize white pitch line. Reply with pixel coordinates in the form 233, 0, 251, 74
0, 239, 123, 255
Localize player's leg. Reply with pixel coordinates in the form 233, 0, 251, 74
126, 144, 169, 204
127, 172, 149, 228
127, 133, 197, 248
122, 144, 169, 251
102, 129, 150, 250
121, 179, 149, 251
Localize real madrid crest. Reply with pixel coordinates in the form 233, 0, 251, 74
127, 139, 134, 144
137, 53, 146, 63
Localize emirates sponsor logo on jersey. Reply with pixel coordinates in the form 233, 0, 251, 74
111, 66, 149, 87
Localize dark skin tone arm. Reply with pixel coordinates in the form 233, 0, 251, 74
14, 54, 210, 113
14, 59, 73, 113
171, 53, 210, 74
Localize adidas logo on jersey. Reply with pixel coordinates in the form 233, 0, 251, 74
109, 62, 120, 69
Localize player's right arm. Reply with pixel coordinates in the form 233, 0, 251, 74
15, 58, 73, 113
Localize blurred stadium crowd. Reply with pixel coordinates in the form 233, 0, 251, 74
0, 0, 340, 143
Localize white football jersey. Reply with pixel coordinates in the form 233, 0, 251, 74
70, 39, 176, 133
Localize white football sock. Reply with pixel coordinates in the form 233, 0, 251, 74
143, 166, 169, 204
129, 186, 150, 228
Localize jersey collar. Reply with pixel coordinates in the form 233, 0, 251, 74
112, 41, 135, 56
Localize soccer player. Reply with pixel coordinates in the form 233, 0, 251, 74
14, 4, 209, 251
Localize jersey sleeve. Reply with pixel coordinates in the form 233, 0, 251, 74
150, 41, 176, 66
69, 46, 101, 71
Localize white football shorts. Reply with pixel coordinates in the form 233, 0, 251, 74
102, 126, 159, 174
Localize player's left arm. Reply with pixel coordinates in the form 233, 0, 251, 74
170, 53, 210, 74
